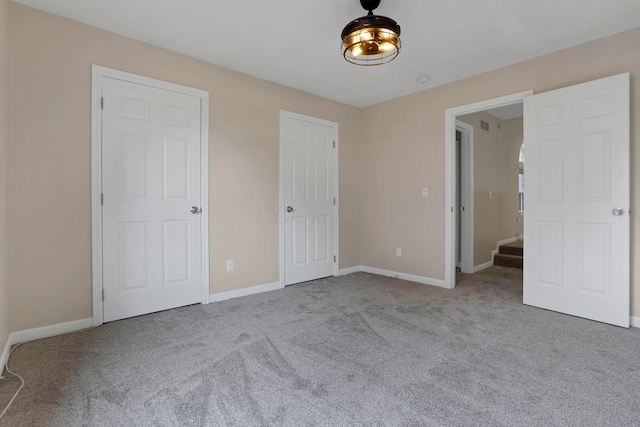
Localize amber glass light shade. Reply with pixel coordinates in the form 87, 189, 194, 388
341, 13, 401, 66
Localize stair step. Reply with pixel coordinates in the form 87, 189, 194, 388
499, 241, 524, 256
494, 253, 523, 269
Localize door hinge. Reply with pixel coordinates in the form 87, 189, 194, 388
334, 255, 336, 262
101, 97, 104, 110
333, 140, 335, 148
101, 193, 104, 205
102, 289, 105, 301
333, 197, 336, 205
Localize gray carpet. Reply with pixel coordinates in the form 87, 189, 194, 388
1, 267, 639, 426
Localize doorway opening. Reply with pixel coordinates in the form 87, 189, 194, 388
444, 90, 533, 289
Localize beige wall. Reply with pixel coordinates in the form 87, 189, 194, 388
5, 3, 640, 332
458, 112, 523, 266
0, 0, 10, 350
8, 3, 362, 331
360, 27, 640, 316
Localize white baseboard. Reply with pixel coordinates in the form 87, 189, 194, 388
472, 261, 494, 273
10, 318, 94, 345
210, 281, 283, 303
496, 236, 518, 248
0, 335, 11, 378
338, 266, 361, 276
337, 265, 448, 289
631, 316, 640, 328
360, 266, 448, 289
474, 236, 519, 273
1, 317, 94, 374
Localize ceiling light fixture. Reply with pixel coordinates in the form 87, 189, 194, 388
341, 0, 401, 66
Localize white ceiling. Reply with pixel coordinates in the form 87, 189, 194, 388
13, 0, 640, 107
486, 103, 523, 120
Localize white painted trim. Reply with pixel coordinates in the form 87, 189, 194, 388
455, 120, 474, 274
444, 90, 533, 289
279, 110, 339, 286
10, 318, 94, 346
91, 66, 104, 327
91, 65, 211, 326
0, 336, 11, 377
472, 261, 494, 273
1, 318, 94, 373
473, 236, 518, 272
338, 266, 361, 276
210, 281, 282, 303
490, 236, 518, 265
360, 266, 448, 289
334, 120, 340, 280
200, 87, 211, 306
496, 236, 518, 248
336, 265, 447, 288
631, 317, 640, 328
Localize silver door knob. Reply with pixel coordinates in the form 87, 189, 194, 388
612, 208, 625, 216
191, 206, 202, 214
286, 206, 294, 213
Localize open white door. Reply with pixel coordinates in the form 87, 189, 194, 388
523, 73, 630, 327
281, 112, 337, 286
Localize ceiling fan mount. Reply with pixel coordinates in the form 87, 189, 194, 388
360, 0, 381, 14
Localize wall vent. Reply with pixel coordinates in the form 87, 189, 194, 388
480, 120, 490, 131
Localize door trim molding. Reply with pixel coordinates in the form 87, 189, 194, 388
444, 90, 533, 289
279, 110, 339, 287
455, 120, 474, 274
90, 65, 210, 326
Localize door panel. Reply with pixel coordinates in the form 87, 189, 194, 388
283, 115, 336, 285
163, 220, 190, 285
163, 137, 190, 199
523, 73, 630, 327
119, 222, 150, 290
102, 77, 202, 322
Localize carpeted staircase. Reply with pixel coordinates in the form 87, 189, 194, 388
494, 240, 523, 269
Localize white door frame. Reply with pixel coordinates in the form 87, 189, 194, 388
91, 65, 210, 326
279, 110, 339, 287
444, 90, 533, 288
455, 120, 474, 274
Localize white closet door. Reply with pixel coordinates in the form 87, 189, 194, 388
283, 114, 336, 285
102, 77, 203, 322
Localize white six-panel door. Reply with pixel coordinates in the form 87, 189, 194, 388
102, 77, 203, 322
282, 113, 337, 285
523, 73, 630, 327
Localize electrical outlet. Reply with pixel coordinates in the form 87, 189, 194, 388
226, 260, 234, 272
422, 188, 429, 198
396, 247, 402, 257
